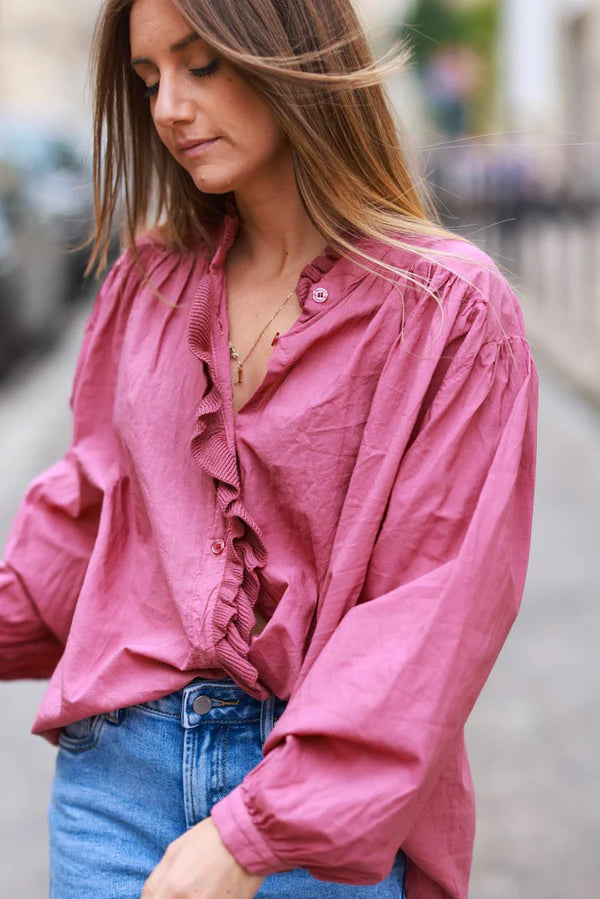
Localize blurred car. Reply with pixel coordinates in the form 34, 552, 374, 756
0, 201, 21, 375
0, 114, 94, 363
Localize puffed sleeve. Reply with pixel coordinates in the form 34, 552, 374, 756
0, 253, 134, 679
211, 290, 539, 883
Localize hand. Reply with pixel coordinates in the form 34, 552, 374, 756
141, 816, 265, 898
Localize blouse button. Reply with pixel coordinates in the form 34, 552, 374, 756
313, 287, 329, 304
211, 539, 225, 555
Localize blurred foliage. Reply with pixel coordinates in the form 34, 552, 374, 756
403, 0, 500, 66
401, 0, 501, 132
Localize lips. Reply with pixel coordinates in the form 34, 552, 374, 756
175, 137, 220, 157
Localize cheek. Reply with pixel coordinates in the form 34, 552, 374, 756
154, 124, 170, 148
244, 109, 286, 159
147, 109, 170, 148
222, 81, 284, 153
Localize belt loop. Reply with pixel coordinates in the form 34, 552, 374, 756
260, 695, 276, 745
105, 708, 123, 725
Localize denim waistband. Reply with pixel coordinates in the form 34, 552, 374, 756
132, 678, 288, 743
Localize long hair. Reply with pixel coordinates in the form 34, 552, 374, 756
88, 0, 453, 290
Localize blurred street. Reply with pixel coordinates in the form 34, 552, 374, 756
0, 1, 598, 897
0, 296, 599, 898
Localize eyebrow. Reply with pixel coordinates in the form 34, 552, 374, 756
131, 32, 200, 67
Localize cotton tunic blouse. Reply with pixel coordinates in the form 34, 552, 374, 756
0, 203, 538, 898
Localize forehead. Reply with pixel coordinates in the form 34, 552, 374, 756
129, 0, 196, 52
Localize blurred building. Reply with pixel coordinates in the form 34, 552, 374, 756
355, 0, 410, 48
501, 0, 600, 143
0, 0, 409, 125
0, 0, 101, 128
496, 0, 600, 404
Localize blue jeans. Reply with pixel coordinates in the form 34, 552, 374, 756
49, 678, 407, 898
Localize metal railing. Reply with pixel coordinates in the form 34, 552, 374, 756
429, 145, 600, 404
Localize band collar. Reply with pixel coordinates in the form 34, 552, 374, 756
208, 193, 343, 309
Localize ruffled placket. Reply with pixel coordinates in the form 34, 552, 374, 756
186, 198, 342, 697
187, 205, 271, 697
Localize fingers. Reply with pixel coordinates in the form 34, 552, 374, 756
141, 864, 164, 897
141, 843, 173, 898
140, 877, 156, 897
141, 841, 199, 899
139, 820, 264, 899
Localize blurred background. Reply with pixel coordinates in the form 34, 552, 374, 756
0, 0, 598, 896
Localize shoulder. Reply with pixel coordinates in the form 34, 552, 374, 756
70, 233, 209, 406
367, 228, 527, 345
108, 228, 209, 289
93, 230, 210, 318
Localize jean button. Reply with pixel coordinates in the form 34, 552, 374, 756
192, 696, 213, 715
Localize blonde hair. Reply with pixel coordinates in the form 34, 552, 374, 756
88, 0, 463, 315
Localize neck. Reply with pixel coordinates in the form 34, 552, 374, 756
231, 153, 327, 278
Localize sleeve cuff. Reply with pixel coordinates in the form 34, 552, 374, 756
211, 784, 289, 877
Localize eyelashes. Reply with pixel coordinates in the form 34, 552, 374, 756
144, 58, 220, 100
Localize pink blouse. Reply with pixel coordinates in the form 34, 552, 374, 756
0, 205, 538, 898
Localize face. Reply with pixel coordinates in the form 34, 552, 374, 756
129, 0, 291, 196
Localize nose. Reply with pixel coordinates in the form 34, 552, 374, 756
152, 75, 195, 129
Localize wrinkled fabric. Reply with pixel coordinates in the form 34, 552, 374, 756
0, 202, 538, 898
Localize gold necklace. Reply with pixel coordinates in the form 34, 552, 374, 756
228, 287, 296, 386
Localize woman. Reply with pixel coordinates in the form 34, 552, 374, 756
0, 0, 538, 897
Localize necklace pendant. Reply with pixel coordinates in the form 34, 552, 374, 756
236, 364, 243, 386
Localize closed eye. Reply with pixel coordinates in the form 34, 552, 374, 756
144, 58, 220, 100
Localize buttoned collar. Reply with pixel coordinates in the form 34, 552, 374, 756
207, 193, 351, 311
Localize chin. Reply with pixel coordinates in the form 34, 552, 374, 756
187, 165, 241, 196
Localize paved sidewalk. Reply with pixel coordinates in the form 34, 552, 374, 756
0, 306, 90, 899
467, 356, 600, 898
0, 308, 598, 897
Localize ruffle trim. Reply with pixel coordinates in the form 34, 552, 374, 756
188, 207, 269, 696
295, 247, 341, 305
186, 196, 345, 695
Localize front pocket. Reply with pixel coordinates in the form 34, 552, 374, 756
58, 714, 106, 753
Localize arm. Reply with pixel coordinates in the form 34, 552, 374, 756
0, 455, 102, 679
0, 256, 130, 679
211, 320, 538, 883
